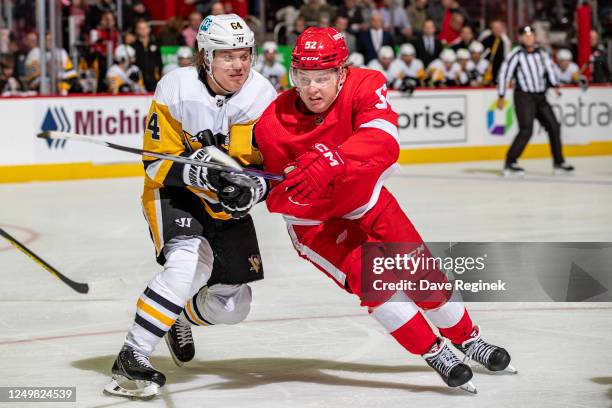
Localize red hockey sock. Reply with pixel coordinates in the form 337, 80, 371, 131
390, 312, 437, 355
438, 308, 474, 345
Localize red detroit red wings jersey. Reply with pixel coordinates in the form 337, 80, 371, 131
255, 67, 400, 222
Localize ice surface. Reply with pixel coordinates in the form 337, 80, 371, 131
0, 157, 610, 407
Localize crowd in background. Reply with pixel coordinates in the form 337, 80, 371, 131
0, 0, 611, 96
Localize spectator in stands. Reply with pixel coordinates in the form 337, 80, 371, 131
439, 10, 464, 45
466, 41, 488, 85
122, 1, 150, 32
106, 44, 145, 95
427, 0, 447, 30
413, 19, 443, 67
299, 0, 337, 25
210, 1, 226, 15
158, 17, 186, 46
590, 29, 611, 83
88, 10, 120, 92
480, 19, 511, 85
254, 41, 288, 91
162, 46, 194, 76
333, 15, 357, 54
24, 32, 81, 95
450, 24, 474, 51
380, 0, 413, 43
360, 0, 377, 30
0, 57, 24, 96
348, 51, 365, 67
185, 0, 217, 16
318, 14, 332, 28
64, 0, 88, 42
389, 43, 426, 89
15, 32, 37, 79
224, 0, 249, 18
132, 19, 163, 92
554, 49, 581, 85
357, 11, 394, 64
367, 45, 395, 85
337, 0, 364, 34
85, 0, 118, 32
182, 11, 203, 49
89, 10, 119, 56
427, 48, 462, 86
406, 0, 428, 36
287, 16, 306, 46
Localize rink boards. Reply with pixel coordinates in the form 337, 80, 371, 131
0, 86, 611, 182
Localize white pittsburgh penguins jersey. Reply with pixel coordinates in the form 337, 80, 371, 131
142, 66, 277, 222
554, 62, 579, 84
106, 64, 145, 94
389, 58, 425, 79
388, 58, 425, 88
254, 61, 287, 91
427, 59, 464, 85
366, 59, 395, 84
466, 58, 489, 77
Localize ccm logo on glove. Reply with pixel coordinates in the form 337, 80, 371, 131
314, 143, 342, 167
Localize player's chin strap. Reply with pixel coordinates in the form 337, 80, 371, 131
205, 64, 235, 96
333, 66, 348, 102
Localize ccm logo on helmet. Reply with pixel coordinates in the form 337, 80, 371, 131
301, 56, 320, 61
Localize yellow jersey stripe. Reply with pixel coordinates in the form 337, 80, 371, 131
137, 298, 176, 327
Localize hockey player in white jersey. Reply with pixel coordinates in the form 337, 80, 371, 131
427, 48, 462, 86
466, 41, 489, 85
254, 41, 288, 91
162, 46, 195, 76
454, 48, 471, 85
389, 43, 425, 89
106, 44, 145, 94
366, 45, 395, 85
104, 14, 277, 400
554, 49, 581, 84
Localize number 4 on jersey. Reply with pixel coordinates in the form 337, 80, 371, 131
147, 113, 161, 141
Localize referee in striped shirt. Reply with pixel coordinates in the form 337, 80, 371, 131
497, 25, 574, 176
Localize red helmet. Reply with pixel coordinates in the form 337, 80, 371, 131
291, 27, 348, 70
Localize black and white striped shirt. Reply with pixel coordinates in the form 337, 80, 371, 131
497, 46, 559, 97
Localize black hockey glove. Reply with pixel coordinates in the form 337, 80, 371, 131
128, 71, 141, 82
183, 149, 266, 218
210, 171, 263, 219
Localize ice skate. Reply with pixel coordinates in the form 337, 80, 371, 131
103, 345, 166, 400
165, 316, 195, 366
423, 337, 477, 394
454, 326, 517, 374
553, 162, 575, 176
503, 163, 525, 177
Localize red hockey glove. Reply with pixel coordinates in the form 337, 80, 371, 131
284, 143, 345, 201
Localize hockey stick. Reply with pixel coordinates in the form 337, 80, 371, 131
36, 131, 284, 181
0, 228, 89, 294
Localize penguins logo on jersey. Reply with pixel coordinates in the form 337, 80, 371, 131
248, 255, 261, 273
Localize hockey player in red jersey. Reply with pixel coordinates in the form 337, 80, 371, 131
254, 27, 516, 392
